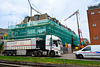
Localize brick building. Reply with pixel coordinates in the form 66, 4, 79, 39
87, 3, 100, 45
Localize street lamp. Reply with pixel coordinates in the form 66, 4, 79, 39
50, 26, 52, 52
50, 23, 56, 57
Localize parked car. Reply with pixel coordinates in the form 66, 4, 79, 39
75, 45, 100, 59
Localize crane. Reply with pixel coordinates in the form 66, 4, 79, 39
28, 0, 42, 16
64, 10, 83, 46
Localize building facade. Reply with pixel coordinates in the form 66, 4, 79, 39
8, 13, 80, 46
87, 4, 100, 45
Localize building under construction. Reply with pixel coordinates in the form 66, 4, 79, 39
7, 13, 80, 46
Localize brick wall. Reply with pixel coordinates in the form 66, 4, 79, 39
87, 8, 100, 45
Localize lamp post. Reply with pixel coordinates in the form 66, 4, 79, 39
49, 24, 53, 58
50, 26, 52, 52
50, 23, 56, 57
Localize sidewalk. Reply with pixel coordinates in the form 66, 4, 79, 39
60, 53, 76, 59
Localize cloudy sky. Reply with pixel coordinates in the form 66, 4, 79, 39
0, 0, 100, 42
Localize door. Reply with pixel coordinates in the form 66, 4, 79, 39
52, 40, 59, 51
91, 46, 100, 58
82, 46, 92, 58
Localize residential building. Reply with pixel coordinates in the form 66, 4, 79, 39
87, 3, 100, 45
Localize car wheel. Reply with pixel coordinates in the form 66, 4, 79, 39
37, 51, 42, 57
78, 54, 84, 59
13, 53, 16, 56
31, 52, 34, 57
49, 51, 55, 57
34, 51, 37, 57
8, 53, 12, 56
4, 53, 7, 56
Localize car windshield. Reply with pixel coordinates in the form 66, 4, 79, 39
82, 46, 91, 51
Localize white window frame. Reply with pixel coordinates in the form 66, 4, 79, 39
93, 24, 96, 27
91, 12, 95, 15
94, 36, 98, 40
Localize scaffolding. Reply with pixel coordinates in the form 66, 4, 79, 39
8, 19, 80, 46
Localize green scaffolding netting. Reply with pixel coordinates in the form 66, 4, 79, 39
8, 19, 80, 46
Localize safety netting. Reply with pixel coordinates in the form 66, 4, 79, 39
8, 19, 80, 46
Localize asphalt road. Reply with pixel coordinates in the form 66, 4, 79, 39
57, 53, 100, 62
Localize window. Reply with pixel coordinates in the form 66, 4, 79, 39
48, 16, 51, 19
25, 17, 29, 22
99, 11, 100, 13
34, 15, 39, 21
94, 36, 98, 40
53, 41, 58, 47
82, 46, 91, 51
58, 40, 62, 45
91, 12, 95, 15
93, 24, 96, 27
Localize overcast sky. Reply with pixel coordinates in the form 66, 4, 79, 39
0, 0, 100, 42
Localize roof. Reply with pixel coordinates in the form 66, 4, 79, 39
88, 3, 100, 10
18, 13, 76, 34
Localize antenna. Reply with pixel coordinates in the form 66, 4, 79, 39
28, 0, 42, 16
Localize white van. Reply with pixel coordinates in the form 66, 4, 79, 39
75, 45, 100, 59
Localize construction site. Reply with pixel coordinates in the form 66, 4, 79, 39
0, 0, 83, 57
2, 0, 81, 49
2, 0, 100, 67
7, 13, 80, 47
4, 0, 81, 49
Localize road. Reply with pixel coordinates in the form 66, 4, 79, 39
57, 53, 100, 62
